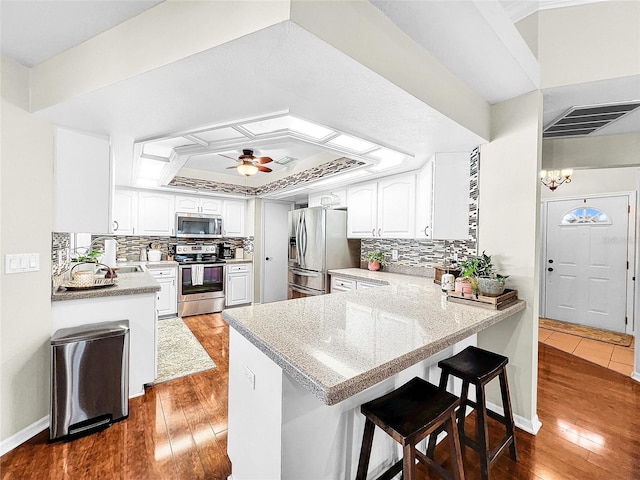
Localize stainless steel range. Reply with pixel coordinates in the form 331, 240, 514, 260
175, 244, 225, 316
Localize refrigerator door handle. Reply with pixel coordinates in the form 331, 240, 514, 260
300, 212, 307, 268
290, 284, 323, 296
290, 268, 319, 277
295, 213, 303, 266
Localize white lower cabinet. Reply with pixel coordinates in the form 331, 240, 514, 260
148, 266, 177, 317
330, 275, 383, 293
226, 262, 253, 307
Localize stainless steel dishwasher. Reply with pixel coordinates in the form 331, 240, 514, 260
50, 320, 130, 441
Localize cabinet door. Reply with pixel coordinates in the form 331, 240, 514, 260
377, 174, 415, 238
113, 189, 138, 235
201, 197, 222, 214
222, 200, 245, 237
175, 195, 200, 213
155, 276, 177, 316
54, 128, 111, 233
346, 183, 377, 238
138, 192, 175, 236
226, 274, 250, 306
415, 161, 434, 239
431, 153, 470, 240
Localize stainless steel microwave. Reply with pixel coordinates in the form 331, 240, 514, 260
175, 212, 223, 239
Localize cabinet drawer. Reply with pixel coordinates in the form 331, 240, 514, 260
148, 268, 176, 278
228, 264, 250, 274
331, 276, 355, 293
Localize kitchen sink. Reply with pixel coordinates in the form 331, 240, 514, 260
115, 265, 144, 273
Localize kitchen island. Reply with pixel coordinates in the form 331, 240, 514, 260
222, 268, 525, 479
52, 266, 161, 397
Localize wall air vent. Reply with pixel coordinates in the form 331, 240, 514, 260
543, 101, 640, 139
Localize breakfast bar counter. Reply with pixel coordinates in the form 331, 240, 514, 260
222, 268, 525, 479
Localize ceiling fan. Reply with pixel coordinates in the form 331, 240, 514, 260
224, 149, 273, 176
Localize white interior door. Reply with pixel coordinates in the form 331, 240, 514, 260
544, 195, 630, 333
262, 201, 292, 303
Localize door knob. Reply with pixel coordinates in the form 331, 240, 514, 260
266, 257, 271, 261
547, 267, 554, 272
548, 259, 554, 263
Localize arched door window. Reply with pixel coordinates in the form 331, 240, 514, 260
560, 206, 611, 225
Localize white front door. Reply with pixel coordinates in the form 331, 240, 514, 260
544, 195, 630, 333
262, 201, 292, 303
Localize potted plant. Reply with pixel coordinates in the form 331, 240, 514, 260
458, 251, 509, 297
70, 249, 102, 273
365, 251, 389, 271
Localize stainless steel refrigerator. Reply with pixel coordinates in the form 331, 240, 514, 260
288, 207, 361, 298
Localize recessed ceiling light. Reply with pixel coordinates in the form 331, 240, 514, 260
242, 115, 333, 140
143, 137, 194, 158
327, 134, 375, 153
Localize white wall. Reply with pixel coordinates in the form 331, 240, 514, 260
478, 90, 543, 429
540, 167, 640, 199
536, 1, 640, 88
1, 56, 55, 447
543, 133, 640, 170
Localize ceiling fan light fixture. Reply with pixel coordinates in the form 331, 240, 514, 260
237, 163, 259, 176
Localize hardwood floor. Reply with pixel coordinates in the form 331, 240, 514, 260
2, 314, 639, 479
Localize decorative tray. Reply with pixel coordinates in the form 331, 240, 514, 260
62, 278, 118, 291
446, 289, 518, 310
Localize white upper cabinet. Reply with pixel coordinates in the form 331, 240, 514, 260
377, 175, 415, 238
138, 192, 175, 236
347, 183, 378, 238
415, 153, 470, 240
222, 199, 245, 237
112, 188, 138, 235
308, 189, 347, 209
347, 174, 415, 239
54, 128, 111, 233
175, 195, 222, 215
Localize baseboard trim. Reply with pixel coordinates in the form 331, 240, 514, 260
486, 401, 542, 435
0, 415, 49, 457
632, 371, 640, 383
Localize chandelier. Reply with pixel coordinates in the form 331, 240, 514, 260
540, 169, 573, 191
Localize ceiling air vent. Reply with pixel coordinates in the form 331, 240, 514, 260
275, 156, 297, 165
543, 101, 640, 139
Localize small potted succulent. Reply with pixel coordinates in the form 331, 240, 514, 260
458, 251, 509, 297
365, 251, 389, 271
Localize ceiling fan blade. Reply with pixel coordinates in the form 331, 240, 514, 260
226, 165, 238, 169
257, 165, 272, 173
219, 153, 240, 161
256, 156, 273, 164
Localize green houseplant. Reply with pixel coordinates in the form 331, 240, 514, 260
365, 251, 389, 271
458, 251, 509, 297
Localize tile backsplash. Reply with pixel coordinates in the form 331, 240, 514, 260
360, 148, 479, 277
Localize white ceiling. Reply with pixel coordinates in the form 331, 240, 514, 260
33, 21, 485, 189
0, 0, 164, 67
1, 0, 637, 199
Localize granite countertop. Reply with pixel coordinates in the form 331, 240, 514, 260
222, 268, 525, 406
224, 258, 253, 264
52, 264, 161, 302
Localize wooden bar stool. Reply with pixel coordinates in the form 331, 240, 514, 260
427, 346, 518, 480
356, 377, 465, 480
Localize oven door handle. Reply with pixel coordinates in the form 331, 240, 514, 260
290, 268, 319, 277
290, 284, 323, 296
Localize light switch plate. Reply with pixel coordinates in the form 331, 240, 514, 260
391, 249, 398, 261
5, 253, 39, 274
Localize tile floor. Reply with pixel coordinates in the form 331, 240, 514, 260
539, 327, 636, 376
